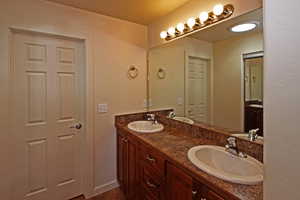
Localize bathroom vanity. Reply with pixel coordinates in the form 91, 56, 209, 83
115, 111, 263, 200
116, 7, 264, 200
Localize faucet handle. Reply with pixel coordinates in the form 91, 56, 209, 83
248, 128, 259, 141
227, 137, 237, 147
251, 128, 259, 134
248, 128, 259, 137
146, 113, 155, 120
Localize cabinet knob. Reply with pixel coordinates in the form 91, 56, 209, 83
146, 180, 158, 188
146, 155, 156, 163
192, 190, 198, 200
192, 190, 197, 196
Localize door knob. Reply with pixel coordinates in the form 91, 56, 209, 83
70, 123, 82, 130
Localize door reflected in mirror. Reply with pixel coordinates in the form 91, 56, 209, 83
148, 8, 264, 140
244, 52, 263, 136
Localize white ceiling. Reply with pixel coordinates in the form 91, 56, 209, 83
190, 8, 263, 42
45, 0, 191, 25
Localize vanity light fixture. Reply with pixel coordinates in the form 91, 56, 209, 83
167, 27, 176, 36
176, 23, 185, 33
213, 4, 224, 16
230, 22, 258, 33
199, 12, 209, 24
160, 31, 168, 39
160, 4, 234, 41
187, 18, 196, 29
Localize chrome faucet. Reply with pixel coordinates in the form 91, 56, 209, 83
248, 129, 259, 142
168, 111, 176, 118
225, 137, 247, 158
146, 114, 158, 124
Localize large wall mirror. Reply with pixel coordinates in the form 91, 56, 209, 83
148, 8, 264, 142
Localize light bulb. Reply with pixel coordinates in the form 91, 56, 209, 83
199, 12, 209, 23
167, 27, 176, 36
160, 31, 168, 39
187, 18, 196, 29
176, 23, 185, 33
213, 4, 224, 16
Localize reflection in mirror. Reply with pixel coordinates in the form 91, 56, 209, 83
244, 52, 263, 137
148, 8, 264, 142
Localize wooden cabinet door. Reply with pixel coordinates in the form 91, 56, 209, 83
127, 137, 137, 200
117, 133, 128, 195
117, 131, 138, 200
166, 163, 193, 200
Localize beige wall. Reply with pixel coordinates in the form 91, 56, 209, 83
264, 0, 300, 199
0, 0, 147, 199
213, 32, 263, 131
148, 37, 212, 117
148, 0, 262, 48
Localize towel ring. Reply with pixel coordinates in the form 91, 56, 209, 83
157, 68, 166, 79
128, 65, 139, 79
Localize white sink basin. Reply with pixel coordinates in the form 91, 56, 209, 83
188, 145, 263, 185
127, 121, 164, 133
232, 134, 264, 142
173, 117, 194, 124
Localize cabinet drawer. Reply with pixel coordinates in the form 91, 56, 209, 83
139, 145, 165, 175
142, 194, 158, 200
141, 163, 163, 200
200, 186, 225, 200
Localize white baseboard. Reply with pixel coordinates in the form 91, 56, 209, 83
87, 180, 119, 198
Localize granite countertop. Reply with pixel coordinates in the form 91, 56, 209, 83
116, 122, 263, 200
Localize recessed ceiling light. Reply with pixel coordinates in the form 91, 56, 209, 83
230, 22, 258, 33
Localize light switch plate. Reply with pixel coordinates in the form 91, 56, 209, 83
97, 104, 108, 113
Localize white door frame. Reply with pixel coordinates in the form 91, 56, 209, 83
184, 52, 213, 124
8, 27, 95, 198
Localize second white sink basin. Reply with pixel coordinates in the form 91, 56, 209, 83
173, 117, 194, 124
127, 121, 164, 133
188, 145, 263, 185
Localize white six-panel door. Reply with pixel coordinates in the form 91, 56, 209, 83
185, 56, 209, 123
12, 31, 84, 200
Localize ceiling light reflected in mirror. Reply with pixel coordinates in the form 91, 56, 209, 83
231, 22, 258, 33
